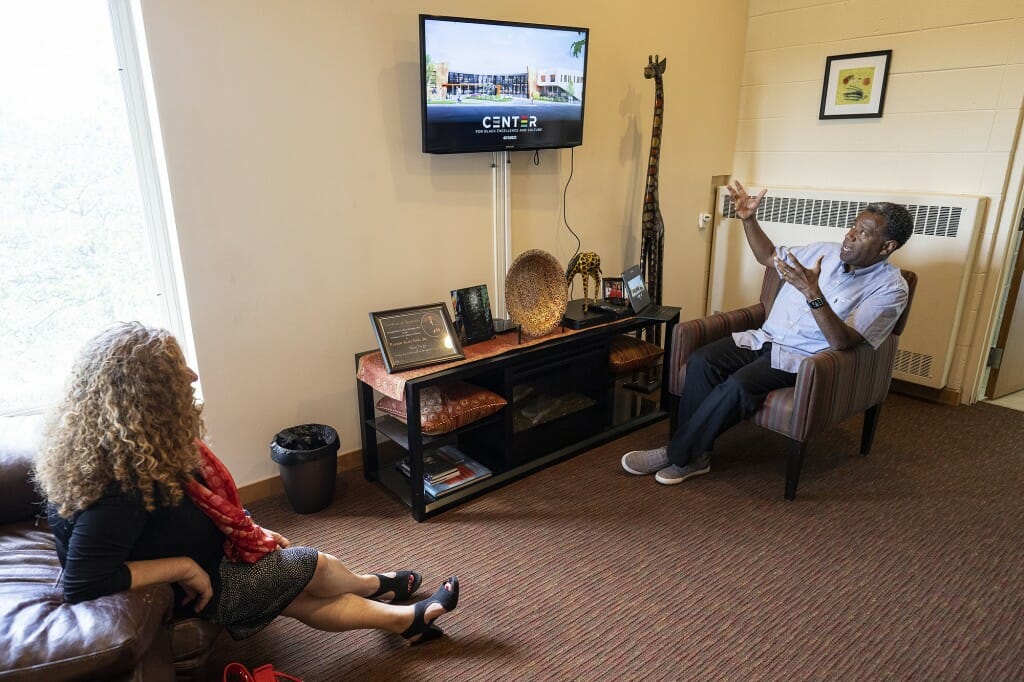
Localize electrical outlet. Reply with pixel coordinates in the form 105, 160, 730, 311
698, 212, 712, 230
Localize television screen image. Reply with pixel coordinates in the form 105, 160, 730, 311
420, 15, 589, 154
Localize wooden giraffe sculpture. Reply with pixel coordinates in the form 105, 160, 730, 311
640, 54, 667, 305
566, 251, 602, 311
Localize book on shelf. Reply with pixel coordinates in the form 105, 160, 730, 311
396, 445, 492, 498
424, 450, 492, 498
397, 450, 460, 483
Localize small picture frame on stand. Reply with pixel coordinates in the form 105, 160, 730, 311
451, 284, 496, 345
369, 303, 464, 373
602, 277, 627, 306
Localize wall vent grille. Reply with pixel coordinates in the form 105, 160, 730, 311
893, 348, 933, 379
722, 196, 962, 238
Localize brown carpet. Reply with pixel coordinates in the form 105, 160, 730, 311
207, 394, 1024, 681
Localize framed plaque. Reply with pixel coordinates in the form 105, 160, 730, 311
370, 303, 465, 373
451, 284, 496, 345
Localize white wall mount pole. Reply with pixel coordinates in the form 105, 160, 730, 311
492, 151, 512, 319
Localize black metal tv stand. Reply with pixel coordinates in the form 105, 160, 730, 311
355, 311, 679, 521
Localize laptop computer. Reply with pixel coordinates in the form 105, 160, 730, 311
622, 264, 681, 321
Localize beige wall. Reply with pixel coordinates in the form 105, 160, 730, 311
139, 0, 749, 485
736, 0, 1024, 402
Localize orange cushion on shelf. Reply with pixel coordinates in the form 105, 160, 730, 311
376, 381, 507, 435
609, 335, 664, 374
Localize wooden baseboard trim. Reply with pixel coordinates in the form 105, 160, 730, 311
238, 447, 363, 505
890, 379, 961, 406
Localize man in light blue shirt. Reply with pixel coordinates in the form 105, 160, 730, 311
622, 181, 914, 485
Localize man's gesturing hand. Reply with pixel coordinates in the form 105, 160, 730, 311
726, 180, 767, 221
774, 253, 824, 300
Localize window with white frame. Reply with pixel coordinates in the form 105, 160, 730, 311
0, 0, 193, 416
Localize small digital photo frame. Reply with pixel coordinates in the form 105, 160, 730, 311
602, 277, 626, 306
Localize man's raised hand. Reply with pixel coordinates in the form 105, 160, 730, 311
726, 180, 767, 221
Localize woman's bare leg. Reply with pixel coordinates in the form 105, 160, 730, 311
302, 552, 416, 600
301, 548, 417, 598
302, 552, 379, 598
281, 588, 450, 640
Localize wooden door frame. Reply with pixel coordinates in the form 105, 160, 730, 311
985, 188, 1024, 398
978, 103, 1024, 401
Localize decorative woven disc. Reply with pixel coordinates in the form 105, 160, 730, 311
505, 249, 568, 337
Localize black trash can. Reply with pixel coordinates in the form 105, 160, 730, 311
270, 424, 340, 514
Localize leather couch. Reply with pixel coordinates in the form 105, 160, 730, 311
0, 416, 222, 681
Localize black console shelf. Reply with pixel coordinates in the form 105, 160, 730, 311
355, 310, 679, 521
365, 412, 502, 450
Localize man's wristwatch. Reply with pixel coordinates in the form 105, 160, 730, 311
806, 296, 826, 309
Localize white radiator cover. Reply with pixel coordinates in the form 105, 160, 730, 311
709, 186, 987, 389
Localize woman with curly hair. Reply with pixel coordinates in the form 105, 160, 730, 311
35, 322, 458, 644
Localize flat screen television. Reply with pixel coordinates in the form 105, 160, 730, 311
419, 15, 590, 154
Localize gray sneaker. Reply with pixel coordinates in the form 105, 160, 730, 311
621, 446, 669, 475
654, 452, 711, 485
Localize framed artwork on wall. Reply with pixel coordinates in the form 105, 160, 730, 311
819, 49, 892, 120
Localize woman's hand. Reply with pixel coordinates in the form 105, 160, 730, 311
266, 529, 291, 549
178, 560, 213, 613
127, 556, 213, 614
726, 180, 767, 221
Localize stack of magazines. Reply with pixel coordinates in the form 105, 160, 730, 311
396, 445, 492, 498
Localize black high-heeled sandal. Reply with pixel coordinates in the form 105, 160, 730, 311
368, 570, 422, 602
401, 576, 459, 645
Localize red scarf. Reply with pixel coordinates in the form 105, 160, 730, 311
185, 440, 278, 563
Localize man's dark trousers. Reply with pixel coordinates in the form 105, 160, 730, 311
668, 336, 796, 466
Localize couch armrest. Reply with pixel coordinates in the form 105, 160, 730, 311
0, 573, 175, 681
668, 303, 766, 396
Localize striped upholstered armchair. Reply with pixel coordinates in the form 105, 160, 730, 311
667, 266, 917, 500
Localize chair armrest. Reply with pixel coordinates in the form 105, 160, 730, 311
788, 335, 899, 442
668, 303, 765, 396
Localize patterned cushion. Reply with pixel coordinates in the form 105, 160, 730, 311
608, 335, 664, 374
376, 381, 507, 435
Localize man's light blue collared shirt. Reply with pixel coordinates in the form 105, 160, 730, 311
733, 242, 909, 373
